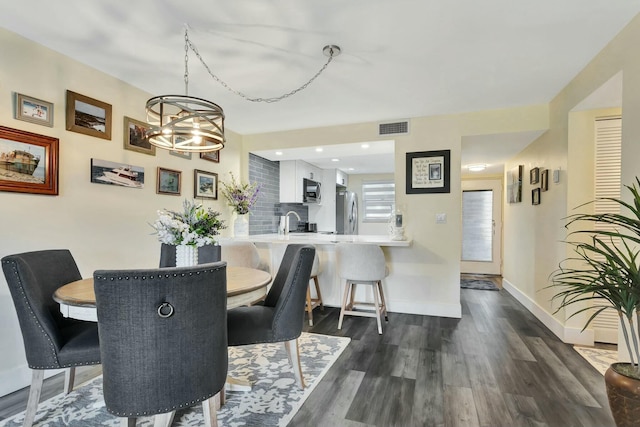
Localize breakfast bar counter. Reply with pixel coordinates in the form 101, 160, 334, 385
223, 234, 412, 312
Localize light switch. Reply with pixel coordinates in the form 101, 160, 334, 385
436, 213, 447, 224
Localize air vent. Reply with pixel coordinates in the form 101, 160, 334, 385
379, 120, 409, 136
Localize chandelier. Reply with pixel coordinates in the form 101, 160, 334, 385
146, 28, 341, 153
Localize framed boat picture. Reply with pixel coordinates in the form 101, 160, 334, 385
90, 158, 144, 189
0, 125, 59, 195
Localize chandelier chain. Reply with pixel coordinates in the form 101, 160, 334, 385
184, 28, 336, 103
184, 30, 190, 95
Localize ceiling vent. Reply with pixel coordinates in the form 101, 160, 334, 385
379, 120, 409, 136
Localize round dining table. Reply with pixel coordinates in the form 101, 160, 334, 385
53, 266, 272, 322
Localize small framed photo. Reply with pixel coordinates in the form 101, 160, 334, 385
124, 116, 155, 156
14, 93, 54, 127
66, 90, 112, 140
540, 169, 549, 192
90, 158, 144, 189
157, 167, 181, 196
406, 150, 450, 194
170, 150, 192, 160
200, 150, 220, 163
194, 169, 218, 200
0, 125, 59, 195
532, 188, 541, 205
530, 167, 539, 184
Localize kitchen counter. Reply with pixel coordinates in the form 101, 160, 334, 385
232, 233, 412, 247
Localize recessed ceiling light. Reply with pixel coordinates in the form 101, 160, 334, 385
275, 151, 283, 156
361, 144, 370, 149
331, 158, 339, 162
315, 147, 323, 152
348, 167, 355, 171
468, 164, 487, 172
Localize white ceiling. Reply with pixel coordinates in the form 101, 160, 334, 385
1, 1, 636, 173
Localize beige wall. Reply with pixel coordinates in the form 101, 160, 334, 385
0, 29, 242, 395
502, 13, 640, 345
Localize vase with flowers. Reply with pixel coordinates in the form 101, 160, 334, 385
150, 199, 226, 266
220, 172, 261, 237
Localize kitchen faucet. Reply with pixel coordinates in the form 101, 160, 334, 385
281, 211, 301, 235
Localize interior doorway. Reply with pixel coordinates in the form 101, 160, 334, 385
461, 178, 503, 275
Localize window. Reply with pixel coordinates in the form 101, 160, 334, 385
362, 180, 395, 222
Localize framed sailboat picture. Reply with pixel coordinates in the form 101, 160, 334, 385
0, 126, 59, 195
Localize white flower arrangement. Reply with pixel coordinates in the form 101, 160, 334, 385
151, 199, 226, 247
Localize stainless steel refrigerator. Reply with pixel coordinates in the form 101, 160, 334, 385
336, 190, 358, 234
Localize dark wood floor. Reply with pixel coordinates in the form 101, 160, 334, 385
0, 282, 615, 426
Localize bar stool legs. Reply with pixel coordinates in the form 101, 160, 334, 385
337, 279, 387, 334
306, 274, 323, 326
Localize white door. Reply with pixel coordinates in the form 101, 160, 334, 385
461, 179, 503, 275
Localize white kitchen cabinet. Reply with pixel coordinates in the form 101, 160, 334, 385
279, 160, 323, 203
336, 169, 348, 187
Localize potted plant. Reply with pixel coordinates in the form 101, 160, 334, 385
220, 172, 261, 237
550, 177, 640, 426
150, 199, 226, 266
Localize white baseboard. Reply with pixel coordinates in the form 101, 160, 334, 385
0, 364, 62, 397
502, 279, 594, 346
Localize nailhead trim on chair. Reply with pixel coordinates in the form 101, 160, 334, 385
3, 260, 102, 369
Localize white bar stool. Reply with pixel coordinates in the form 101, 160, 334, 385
306, 252, 323, 326
336, 243, 389, 334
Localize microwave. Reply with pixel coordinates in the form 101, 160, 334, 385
303, 178, 322, 204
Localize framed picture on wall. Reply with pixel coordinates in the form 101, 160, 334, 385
90, 158, 144, 189
124, 116, 155, 156
157, 167, 181, 195
194, 169, 218, 199
405, 150, 450, 194
507, 165, 523, 203
0, 125, 59, 195
532, 188, 541, 205
65, 90, 112, 140
170, 149, 192, 160
14, 93, 54, 127
530, 167, 540, 184
200, 150, 220, 163
541, 169, 549, 191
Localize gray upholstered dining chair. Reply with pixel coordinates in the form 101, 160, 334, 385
159, 243, 221, 267
1, 249, 101, 427
94, 262, 228, 427
227, 244, 315, 389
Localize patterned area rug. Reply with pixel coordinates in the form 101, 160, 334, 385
460, 278, 499, 291
574, 345, 617, 375
0, 333, 350, 427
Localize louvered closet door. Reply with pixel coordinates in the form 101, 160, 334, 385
592, 117, 622, 344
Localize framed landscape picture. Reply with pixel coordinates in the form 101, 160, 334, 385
507, 165, 523, 203
200, 150, 220, 163
14, 93, 54, 127
124, 116, 155, 156
0, 125, 59, 195
66, 90, 112, 140
157, 167, 181, 195
194, 169, 218, 200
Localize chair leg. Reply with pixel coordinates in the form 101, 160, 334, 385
153, 411, 175, 427
377, 280, 388, 321
306, 285, 314, 326
284, 339, 305, 389
219, 387, 225, 407
338, 280, 352, 330
372, 282, 383, 334
23, 370, 44, 427
64, 367, 76, 394
121, 418, 136, 427
202, 393, 220, 427
313, 276, 324, 310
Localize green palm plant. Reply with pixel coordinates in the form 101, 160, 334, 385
550, 177, 640, 379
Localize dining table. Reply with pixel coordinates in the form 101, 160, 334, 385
53, 265, 272, 322
53, 265, 272, 392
